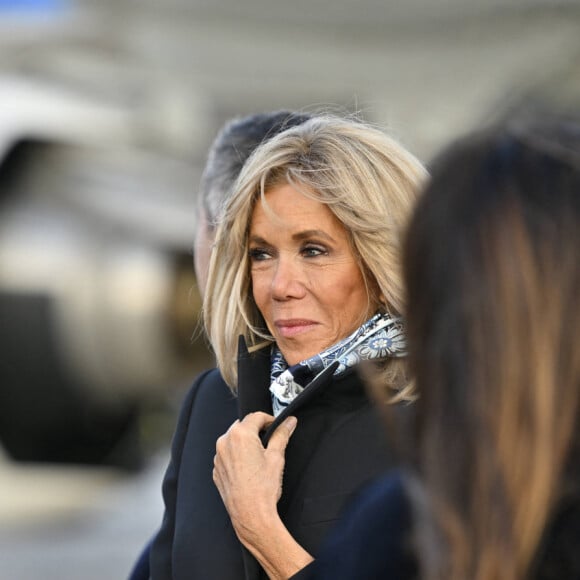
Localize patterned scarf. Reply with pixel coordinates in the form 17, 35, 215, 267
269, 312, 406, 416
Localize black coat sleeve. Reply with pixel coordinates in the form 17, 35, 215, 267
290, 472, 417, 580
149, 371, 210, 579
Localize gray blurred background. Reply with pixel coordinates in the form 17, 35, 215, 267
0, 1, 579, 578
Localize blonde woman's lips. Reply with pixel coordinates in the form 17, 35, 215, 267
274, 319, 318, 337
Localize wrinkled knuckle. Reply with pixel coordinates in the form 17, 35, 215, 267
229, 424, 246, 443
249, 411, 269, 425
215, 435, 227, 453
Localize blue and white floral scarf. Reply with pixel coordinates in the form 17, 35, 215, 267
269, 312, 406, 416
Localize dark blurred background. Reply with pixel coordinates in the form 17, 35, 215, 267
0, 0, 578, 578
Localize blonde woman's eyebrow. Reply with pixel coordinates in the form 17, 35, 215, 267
292, 230, 336, 243
249, 230, 337, 245
248, 235, 270, 245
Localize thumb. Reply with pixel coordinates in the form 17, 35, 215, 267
267, 416, 297, 453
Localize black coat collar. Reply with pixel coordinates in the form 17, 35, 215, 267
236, 335, 271, 419
236, 336, 339, 445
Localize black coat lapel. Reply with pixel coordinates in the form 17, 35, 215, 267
235, 338, 339, 579
236, 335, 272, 419
261, 360, 339, 446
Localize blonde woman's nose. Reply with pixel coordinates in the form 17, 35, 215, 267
270, 257, 307, 300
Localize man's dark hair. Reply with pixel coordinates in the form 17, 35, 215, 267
199, 110, 312, 229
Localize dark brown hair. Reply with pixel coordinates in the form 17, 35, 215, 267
403, 115, 580, 580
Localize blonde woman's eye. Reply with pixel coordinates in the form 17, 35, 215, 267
249, 248, 271, 261
302, 245, 326, 257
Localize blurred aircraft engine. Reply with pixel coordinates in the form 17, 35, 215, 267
0, 139, 204, 469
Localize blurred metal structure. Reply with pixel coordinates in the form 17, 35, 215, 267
0, 0, 578, 467
0, 80, 204, 468
1, 0, 577, 155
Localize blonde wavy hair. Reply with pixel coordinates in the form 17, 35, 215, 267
204, 114, 427, 392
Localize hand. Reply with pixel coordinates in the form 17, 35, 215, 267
213, 412, 297, 542
213, 412, 314, 578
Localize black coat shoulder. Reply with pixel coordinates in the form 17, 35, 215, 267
149, 369, 243, 580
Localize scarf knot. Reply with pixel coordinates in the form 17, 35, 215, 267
269, 312, 406, 416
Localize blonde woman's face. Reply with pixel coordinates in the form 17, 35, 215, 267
249, 183, 372, 365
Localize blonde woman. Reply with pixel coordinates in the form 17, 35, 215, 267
151, 115, 426, 579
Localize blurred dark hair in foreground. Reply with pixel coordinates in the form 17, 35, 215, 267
402, 106, 580, 579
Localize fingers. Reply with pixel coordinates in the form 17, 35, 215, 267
212, 413, 299, 526
230, 412, 297, 451
213, 413, 297, 482
240, 411, 276, 432
213, 413, 276, 478
220, 412, 296, 439
216, 413, 274, 452
266, 416, 297, 454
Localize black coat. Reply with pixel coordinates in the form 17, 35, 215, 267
149, 343, 398, 580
